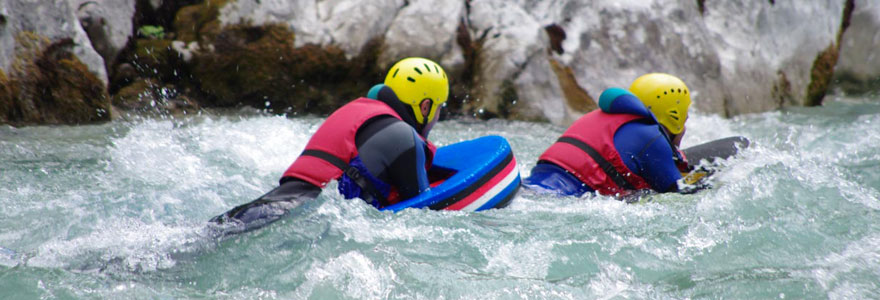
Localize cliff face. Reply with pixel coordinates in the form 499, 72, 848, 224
0, 0, 874, 126
0, 0, 113, 125
835, 0, 880, 94
212, 0, 862, 122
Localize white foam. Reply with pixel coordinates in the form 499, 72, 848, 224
293, 251, 395, 299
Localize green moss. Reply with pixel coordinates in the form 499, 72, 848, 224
549, 58, 596, 113
771, 71, 793, 108
49, 58, 112, 123
112, 78, 198, 115
193, 24, 373, 113
138, 25, 166, 39
133, 38, 183, 81
2, 32, 111, 125
805, 44, 838, 107
174, 0, 230, 44
452, 18, 485, 117
11, 31, 48, 74
117, 1, 390, 117
113, 78, 157, 109
0, 70, 16, 123
497, 80, 518, 118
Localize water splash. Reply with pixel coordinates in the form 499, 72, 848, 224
1, 99, 880, 298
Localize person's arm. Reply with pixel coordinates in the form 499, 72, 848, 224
615, 123, 683, 193
636, 136, 684, 192
383, 130, 430, 199
209, 178, 320, 235
637, 139, 712, 194
355, 117, 429, 201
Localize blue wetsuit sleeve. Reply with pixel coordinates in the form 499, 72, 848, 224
614, 122, 682, 192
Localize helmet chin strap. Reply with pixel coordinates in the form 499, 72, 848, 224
421, 115, 437, 137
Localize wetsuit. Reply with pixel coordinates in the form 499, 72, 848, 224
211, 85, 434, 233
335, 84, 433, 207
524, 88, 684, 197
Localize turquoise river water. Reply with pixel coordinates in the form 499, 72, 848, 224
1, 96, 879, 299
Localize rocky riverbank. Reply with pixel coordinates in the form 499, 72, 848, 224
1, 0, 877, 126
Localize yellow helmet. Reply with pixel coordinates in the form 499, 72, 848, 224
384, 57, 449, 125
629, 73, 691, 135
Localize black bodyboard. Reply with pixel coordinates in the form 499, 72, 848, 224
682, 136, 750, 166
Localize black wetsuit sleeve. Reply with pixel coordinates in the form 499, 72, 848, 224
209, 178, 321, 235
386, 147, 423, 200
355, 116, 427, 200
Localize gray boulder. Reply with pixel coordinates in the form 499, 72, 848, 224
0, 0, 107, 84
220, 0, 405, 57
0, 0, 111, 125
835, 0, 880, 93
71, 0, 136, 70
233, 0, 853, 125
378, 0, 466, 71
703, 0, 846, 114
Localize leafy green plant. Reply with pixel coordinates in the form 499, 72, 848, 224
138, 25, 166, 39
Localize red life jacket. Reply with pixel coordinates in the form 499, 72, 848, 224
537, 110, 653, 196
283, 98, 436, 194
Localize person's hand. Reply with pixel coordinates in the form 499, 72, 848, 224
208, 179, 321, 236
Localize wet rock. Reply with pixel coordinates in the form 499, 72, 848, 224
835, 0, 880, 94
220, 0, 404, 57
0, 1, 111, 125
378, 0, 466, 70
0, 0, 107, 85
132, 38, 184, 82
191, 24, 379, 113
33, 0, 863, 127
464, 0, 548, 120
112, 78, 159, 110
112, 78, 198, 116
173, 0, 227, 44
0, 70, 16, 121
0, 33, 110, 125
806, 44, 841, 106
533, 1, 722, 120
72, 0, 136, 69
703, 1, 847, 113
492, 0, 849, 121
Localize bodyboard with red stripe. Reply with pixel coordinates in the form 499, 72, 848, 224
381, 135, 521, 212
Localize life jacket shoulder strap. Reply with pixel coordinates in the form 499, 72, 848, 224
300, 149, 388, 204
556, 136, 637, 191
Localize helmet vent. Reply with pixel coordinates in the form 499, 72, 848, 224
434, 64, 440, 73
424, 64, 432, 72
414, 67, 423, 75
407, 76, 416, 82
392, 68, 399, 78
